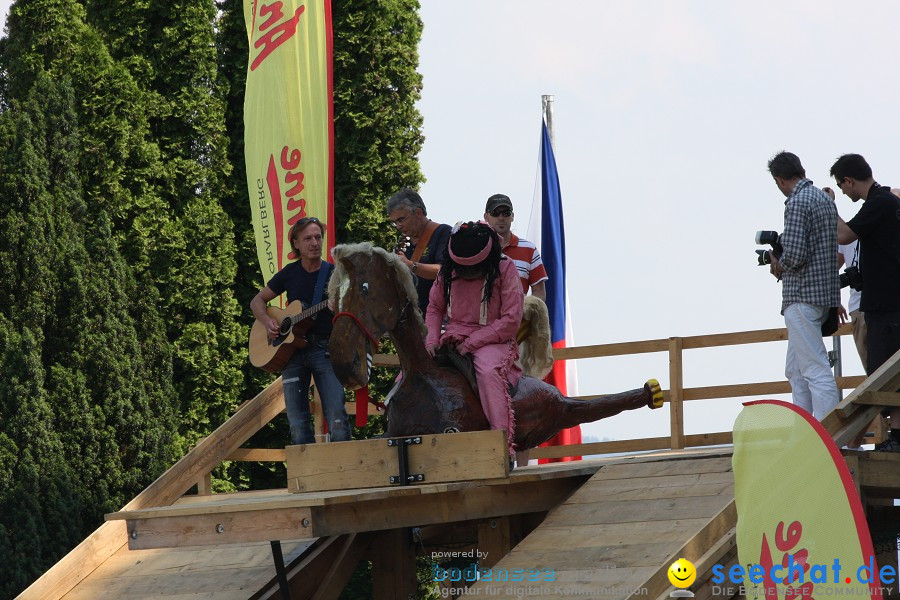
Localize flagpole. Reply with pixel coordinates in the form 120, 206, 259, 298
542, 94, 555, 148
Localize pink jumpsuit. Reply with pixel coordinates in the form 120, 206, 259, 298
425, 258, 525, 452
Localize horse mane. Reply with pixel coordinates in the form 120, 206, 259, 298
329, 242, 426, 334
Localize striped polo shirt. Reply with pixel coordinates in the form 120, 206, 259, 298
503, 234, 549, 293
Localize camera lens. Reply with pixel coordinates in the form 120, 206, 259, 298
755, 230, 780, 245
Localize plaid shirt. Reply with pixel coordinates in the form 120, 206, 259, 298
779, 179, 840, 314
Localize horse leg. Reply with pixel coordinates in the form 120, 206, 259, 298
511, 378, 663, 450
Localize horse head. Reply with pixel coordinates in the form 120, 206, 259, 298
328, 242, 423, 388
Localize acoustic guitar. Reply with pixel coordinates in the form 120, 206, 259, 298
248, 300, 329, 373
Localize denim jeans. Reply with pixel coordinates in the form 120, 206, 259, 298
281, 339, 351, 445
784, 302, 839, 420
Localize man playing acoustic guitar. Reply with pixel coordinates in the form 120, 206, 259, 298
250, 217, 350, 445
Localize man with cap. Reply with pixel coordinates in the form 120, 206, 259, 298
387, 188, 452, 316
484, 193, 548, 301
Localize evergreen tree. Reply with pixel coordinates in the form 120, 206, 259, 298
82, 0, 246, 446
332, 0, 426, 247
0, 1, 180, 591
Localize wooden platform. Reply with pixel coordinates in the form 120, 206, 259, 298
468, 454, 736, 599
106, 458, 603, 550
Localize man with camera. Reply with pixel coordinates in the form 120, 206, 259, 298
830, 153, 900, 452
766, 151, 841, 420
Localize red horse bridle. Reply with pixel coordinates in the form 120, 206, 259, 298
332, 310, 381, 353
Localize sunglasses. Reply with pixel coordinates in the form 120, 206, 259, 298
490, 208, 512, 217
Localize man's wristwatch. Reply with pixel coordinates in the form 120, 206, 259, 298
412, 262, 418, 273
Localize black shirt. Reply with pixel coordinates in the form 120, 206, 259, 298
266, 260, 335, 337
846, 184, 900, 312
405, 223, 451, 315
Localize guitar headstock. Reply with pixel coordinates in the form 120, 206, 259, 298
394, 234, 411, 255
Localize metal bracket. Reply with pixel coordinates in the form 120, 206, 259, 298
387, 436, 425, 485
270, 540, 292, 600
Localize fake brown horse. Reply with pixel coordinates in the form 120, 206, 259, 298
327, 243, 663, 451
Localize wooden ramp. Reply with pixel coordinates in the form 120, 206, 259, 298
468, 453, 736, 599
60, 540, 313, 600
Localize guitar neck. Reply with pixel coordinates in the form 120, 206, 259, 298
290, 300, 329, 326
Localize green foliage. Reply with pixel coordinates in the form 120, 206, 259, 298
0, 0, 427, 594
81, 0, 245, 447
332, 0, 426, 247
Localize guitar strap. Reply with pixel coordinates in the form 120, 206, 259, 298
312, 262, 332, 306
411, 221, 439, 263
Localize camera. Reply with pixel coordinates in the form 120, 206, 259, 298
755, 230, 783, 266
840, 265, 863, 291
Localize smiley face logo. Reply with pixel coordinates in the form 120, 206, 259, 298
668, 558, 696, 588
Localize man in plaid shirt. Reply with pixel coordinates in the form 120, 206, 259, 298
767, 151, 841, 420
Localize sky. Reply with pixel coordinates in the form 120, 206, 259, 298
2, 1, 899, 446
414, 1, 900, 444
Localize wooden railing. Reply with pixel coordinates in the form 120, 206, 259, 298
215, 323, 865, 466
524, 321, 866, 459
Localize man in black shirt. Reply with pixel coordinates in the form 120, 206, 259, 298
386, 188, 451, 316
832, 153, 900, 451
250, 217, 350, 445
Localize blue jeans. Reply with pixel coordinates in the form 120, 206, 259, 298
281, 340, 350, 444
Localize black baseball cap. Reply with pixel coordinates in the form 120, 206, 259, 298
485, 194, 513, 212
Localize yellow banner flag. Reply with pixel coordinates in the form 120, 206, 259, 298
732, 401, 884, 600
244, 0, 334, 285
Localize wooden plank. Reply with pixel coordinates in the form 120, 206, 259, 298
547, 495, 731, 526
680, 327, 791, 349
371, 529, 416, 600
253, 535, 354, 600
553, 338, 669, 360
497, 542, 691, 570
197, 472, 212, 496
590, 457, 733, 480
572, 471, 733, 498
683, 380, 791, 400
81, 541, 311, 580
371, 353, 401, 367
310, 534, 369, 600
576, 378, 862, 404
833, 349, 900, 419
520, 519, 711, 550
828, 405, 883, 448
856, 391, 900, 407
669, 337, 685, 449
286, 430, 508, 493
664, 527, 737, 600
477, 517, 512, 569
858, 452, 900, 493
630, 501, 736, 600
525, 431, 733, 460
573, 481, 732, 503
62, 564, 275, 599
307, 478, 585, 540
226, 448, 287, 462
22, 380, 288, 600
127, 507, 315, 550
119, 476, 587, 550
